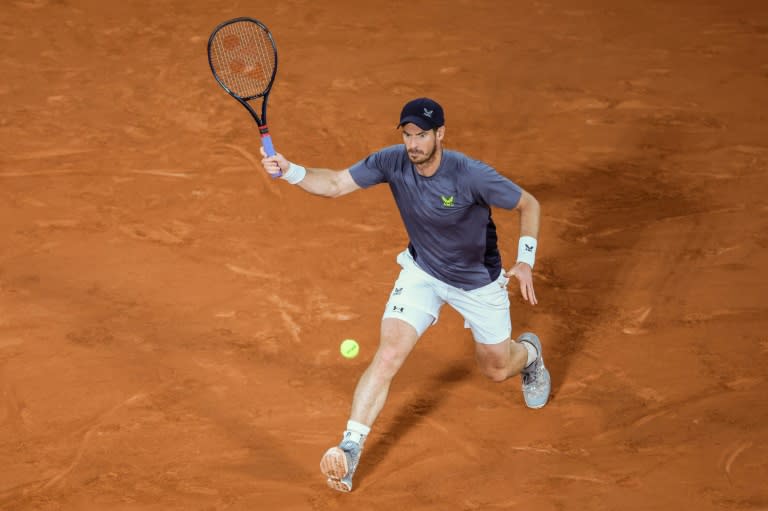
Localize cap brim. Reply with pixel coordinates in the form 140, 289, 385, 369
397, 115, 436, 130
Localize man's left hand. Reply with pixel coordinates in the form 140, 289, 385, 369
505, 262, 537, 305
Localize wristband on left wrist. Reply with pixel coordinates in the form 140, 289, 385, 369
516, 236, 537, 268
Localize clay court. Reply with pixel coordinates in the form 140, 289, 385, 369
1, 1, 767, 509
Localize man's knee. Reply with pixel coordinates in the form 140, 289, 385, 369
371, 321, 419, 378
474, 338, 518, 382
477, 362, 510, 383
377, 342, 408, 367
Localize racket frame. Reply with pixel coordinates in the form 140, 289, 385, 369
207, 17, 279, 157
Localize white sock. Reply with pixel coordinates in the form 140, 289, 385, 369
344, 420, 370, 444
521, 340, 538, 368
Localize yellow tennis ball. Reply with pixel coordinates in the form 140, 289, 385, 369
340, 339, 359, 359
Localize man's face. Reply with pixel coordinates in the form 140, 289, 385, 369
401, 123, 443, 164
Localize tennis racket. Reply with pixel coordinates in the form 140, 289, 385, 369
207, 17, 281, 175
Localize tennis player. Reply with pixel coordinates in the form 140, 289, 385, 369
259, 97, 551, 492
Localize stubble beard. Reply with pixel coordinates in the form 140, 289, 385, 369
408, 144, 437, 166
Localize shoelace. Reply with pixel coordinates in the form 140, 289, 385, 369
339, 440, 362, 473
340, 440, 360, 453
522, 363, 544, 390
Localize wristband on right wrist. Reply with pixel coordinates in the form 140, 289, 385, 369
281, 162, 306, 184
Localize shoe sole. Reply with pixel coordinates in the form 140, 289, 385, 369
320, 447, 352, 492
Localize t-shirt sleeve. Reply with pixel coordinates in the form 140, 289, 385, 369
348, 145, 402, 188
466, 159, 523, 209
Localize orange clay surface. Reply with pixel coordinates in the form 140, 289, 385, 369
1, 1, 767, 510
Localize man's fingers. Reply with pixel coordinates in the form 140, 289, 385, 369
516, 277, 538, 305
505, 264, 537, 305
259, 149, 284, 177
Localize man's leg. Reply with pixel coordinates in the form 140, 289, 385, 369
445, 274, 550, 407
320, 318, 422, 492
350, 318, 420, 425
474, 337, 528, 382
474, 333, 551, 408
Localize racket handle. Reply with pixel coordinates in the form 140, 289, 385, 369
261, 133, 276, 157
260, 134, 282, 179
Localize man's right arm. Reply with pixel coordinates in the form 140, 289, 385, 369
260, 148, 361, 198
295, 167, 361, 198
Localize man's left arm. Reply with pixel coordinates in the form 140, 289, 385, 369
505, 189, 540, 305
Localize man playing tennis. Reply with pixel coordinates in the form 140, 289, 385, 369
259, 97, 550, 492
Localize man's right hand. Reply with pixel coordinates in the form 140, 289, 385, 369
260, 146, 290, 177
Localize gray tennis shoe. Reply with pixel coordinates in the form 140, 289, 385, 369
320, 433, 363, 492
518, 332, 551, 409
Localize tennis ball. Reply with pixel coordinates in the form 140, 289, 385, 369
340, 339, 359, 359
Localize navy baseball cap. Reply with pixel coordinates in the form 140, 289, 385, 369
397, 97, 445, 130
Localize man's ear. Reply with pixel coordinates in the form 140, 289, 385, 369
436, 126, 445, 141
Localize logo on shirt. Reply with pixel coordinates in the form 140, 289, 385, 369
393, 287, 403, 296
441, 195, 455, 207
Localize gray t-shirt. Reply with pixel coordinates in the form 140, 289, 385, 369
349, 145, 522, 290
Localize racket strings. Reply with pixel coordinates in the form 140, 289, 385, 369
210, 21, 276, 98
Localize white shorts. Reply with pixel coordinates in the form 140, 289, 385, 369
382, 250, 512, 344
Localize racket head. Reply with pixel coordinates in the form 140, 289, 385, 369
207, 17, 278, 102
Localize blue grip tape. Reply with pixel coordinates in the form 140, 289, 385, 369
261, 134, 276, 157
261, 134, 281, 178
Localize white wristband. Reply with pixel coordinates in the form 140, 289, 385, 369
281, 162, 306, 184
517, 236, 537, 268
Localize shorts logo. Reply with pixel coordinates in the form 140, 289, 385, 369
392, 305, 404, 313
441, 195, 454, 207
393, 287, 403, 296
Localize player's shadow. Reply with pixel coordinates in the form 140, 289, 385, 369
532, 126, 700, 397
355, 359, 472, 483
